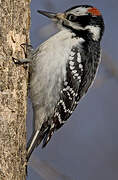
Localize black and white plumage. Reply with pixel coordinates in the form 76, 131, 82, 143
23, 5, 104, 161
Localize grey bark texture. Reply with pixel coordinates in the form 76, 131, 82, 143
0, 0, 31, 179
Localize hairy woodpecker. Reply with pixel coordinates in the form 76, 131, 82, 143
14, 5, 104, 161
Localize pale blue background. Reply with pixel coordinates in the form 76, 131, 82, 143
27, 0, 118, 179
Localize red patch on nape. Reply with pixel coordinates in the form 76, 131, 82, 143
88, 7, 101, 16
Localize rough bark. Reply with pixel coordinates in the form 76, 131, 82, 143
0, 0, 31, 179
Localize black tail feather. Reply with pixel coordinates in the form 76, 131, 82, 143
26, 127, 55, 160
42, 128, 55, 148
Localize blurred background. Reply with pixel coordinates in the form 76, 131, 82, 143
27, 0, 118, 180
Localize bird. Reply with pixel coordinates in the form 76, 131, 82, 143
16, 5, 105, 161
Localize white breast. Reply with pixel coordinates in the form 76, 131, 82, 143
30, 30, 84, 122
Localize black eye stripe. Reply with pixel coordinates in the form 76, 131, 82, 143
66, 15, 97, 27
66, 14, 91, 23
76, 16, 90, 23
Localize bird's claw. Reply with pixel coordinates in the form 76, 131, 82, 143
12, 57, 22, 65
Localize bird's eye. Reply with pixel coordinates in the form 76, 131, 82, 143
66, 14, 77, 21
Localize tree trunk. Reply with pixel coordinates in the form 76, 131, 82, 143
0, 0, 31, 179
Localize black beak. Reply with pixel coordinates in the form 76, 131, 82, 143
37, 10, 65, 21
37, 10, 56, 19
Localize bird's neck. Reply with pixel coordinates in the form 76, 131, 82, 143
71, 29, 95, 42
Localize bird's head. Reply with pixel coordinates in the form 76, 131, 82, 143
37, 5, 104, 41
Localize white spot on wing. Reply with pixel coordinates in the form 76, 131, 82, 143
70, 51, 75, 56
79, 64, 83, 69
77, 52, 81, 63
55, 112, 62, 123
69, 61, 74, 66
72, 70, 77, 74
77, 76, 81, 79
74, 73, 79, 77
70, 66, 75, 70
